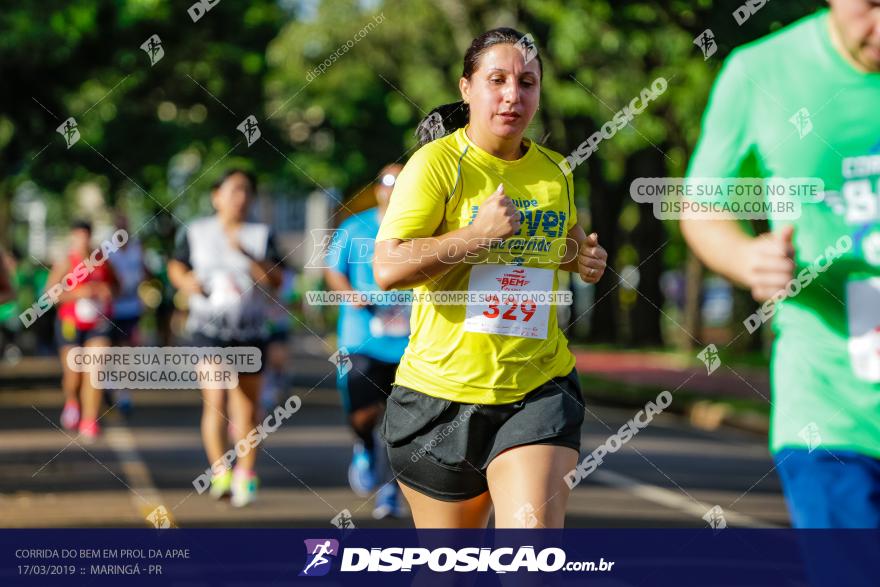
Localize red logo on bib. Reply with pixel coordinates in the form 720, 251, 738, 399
496, 268, 529, 290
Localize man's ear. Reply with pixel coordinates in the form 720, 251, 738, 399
459, 77, 470, 104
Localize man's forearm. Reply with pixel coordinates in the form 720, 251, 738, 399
680, 217, 754, 287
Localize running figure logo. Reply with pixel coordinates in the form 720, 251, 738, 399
331, 508, 356, 530
422, 111, 446, 142
702, 505, 727, 531
697, 344, 721, 375
299, 539, 339, 577
145, 505, 172, 529
694, 29, 717, 60
140, 34, 164, 66
305, 228, 347, 269
514, 503, 538, 528
789, 107, 813, 139
237, 115, 261, 147
514, 33, 538, 65
56, 117, 80, 149
329, 347, 353, 377
798, 422, 822, 453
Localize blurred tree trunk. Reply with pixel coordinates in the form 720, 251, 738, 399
732, 288, 763, 352
586, 144, 622, 344
0, 181, 11, 249
683, 252, 704, 350
627, 147, 667, 347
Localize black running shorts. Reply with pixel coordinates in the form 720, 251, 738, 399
381, 368, 585, 502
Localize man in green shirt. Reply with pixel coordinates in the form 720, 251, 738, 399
681, 1, 880, 527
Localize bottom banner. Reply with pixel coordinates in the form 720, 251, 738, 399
1, 529, 878, 586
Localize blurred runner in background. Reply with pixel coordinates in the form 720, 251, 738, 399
169, 169, 283, 507
325, 164, 410, 519
107, 213, 149, 419
259, 267, 295, 417
0, 248, 21, 363
48, 220, 119, 441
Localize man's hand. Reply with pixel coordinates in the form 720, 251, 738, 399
742, 225, 795, 302
470, 184, 521, 241
578, 232, 607, 284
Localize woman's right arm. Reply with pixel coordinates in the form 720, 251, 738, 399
374, 184, 520, 290
168, 227, 204, 296
167, 260, 204, 296
45, 258, 82, 304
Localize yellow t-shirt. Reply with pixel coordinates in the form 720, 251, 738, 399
376, 126, 577, 404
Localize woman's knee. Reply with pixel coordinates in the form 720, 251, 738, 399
236, 374, 262, 399
201, 390, 226, 421
400, 483, 492, 528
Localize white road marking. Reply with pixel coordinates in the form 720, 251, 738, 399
592, 469, 782, 528
104, 425, 177, 527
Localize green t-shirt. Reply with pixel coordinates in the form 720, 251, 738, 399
687, 9, 880, 457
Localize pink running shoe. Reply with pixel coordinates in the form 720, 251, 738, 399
60, 401, 81, 431
78, 419, 101, 442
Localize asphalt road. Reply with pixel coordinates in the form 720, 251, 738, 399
0, 337, 789, 529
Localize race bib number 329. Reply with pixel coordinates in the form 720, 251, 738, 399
463, 265, 553, 339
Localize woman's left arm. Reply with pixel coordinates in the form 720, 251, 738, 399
559, 224, 607, 284
241, 250, 282, 288
229, 230, 283, 289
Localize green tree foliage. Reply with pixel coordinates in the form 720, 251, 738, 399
0, 0, 824, 344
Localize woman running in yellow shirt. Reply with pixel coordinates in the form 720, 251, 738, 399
374, 27, 607, 528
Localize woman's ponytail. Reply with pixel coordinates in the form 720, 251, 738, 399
415, 101, 470, 146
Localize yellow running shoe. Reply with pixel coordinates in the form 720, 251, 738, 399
209, 469, 233, 500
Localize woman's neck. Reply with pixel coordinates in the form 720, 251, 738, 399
218, 216, 242, 229
466, 125, 525, 161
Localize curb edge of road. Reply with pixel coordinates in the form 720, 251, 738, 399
581, 378, 770, 436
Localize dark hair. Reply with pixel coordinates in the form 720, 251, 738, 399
71, 219, 92, 233
212, 168, 257, 193
416, 27, 543, 146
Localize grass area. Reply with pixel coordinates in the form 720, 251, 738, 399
579, 373, 771, 419
570, 343, 771, 371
